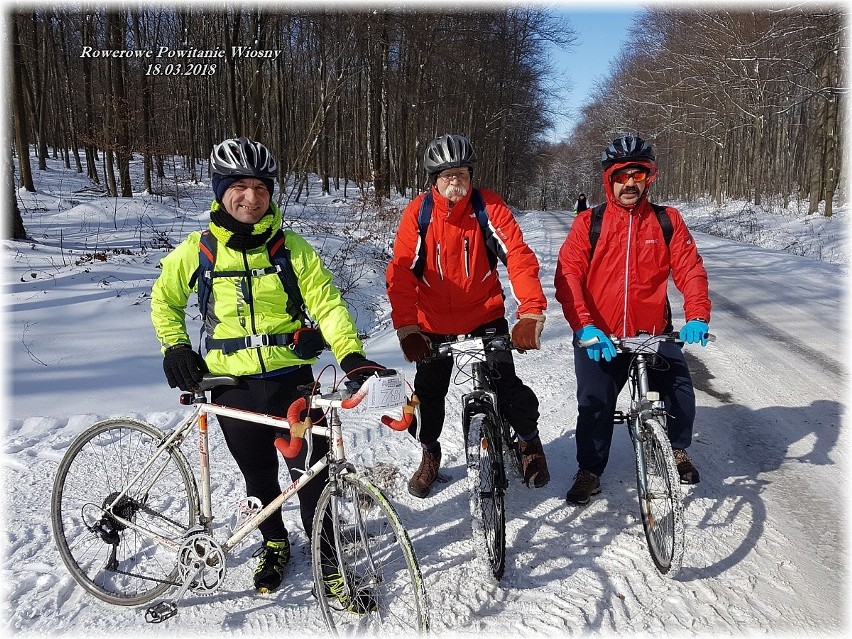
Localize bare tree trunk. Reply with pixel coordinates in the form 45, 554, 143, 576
11, 15, 34, 192
10, 160, 28, 240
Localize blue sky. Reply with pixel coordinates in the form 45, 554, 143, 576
546, 8, 639, 140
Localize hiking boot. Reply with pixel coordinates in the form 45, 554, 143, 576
673, 448, 700, 485
565, 470, 601, 505
318, 568, 377, 615
518, 435, 550, 488
252, 536, 291, 593
408, 445, 441, 498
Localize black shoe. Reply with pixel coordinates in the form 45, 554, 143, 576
673, 449, 700, 484
252, 535, 291, 593
566, 470, 601, 505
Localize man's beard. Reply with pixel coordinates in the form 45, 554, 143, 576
444, 184, 468, 199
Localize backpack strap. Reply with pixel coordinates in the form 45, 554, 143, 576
588, 202, 673, 261
587, 203, 607, 261
470, 188, 501, 270
649, 203, 674, 246
266, 229, 308, 326
191, 229, 311, 354
587, 202, 674, 332
412, 188, 499, 279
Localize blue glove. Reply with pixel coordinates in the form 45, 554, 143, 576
576, 325, 617, 362
679, 320, 709, 346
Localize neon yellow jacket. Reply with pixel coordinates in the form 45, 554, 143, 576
151, 202, 364, 376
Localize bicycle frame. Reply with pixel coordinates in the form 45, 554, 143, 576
99, 394, 350, 557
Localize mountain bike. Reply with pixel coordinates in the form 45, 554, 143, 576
50, 369, 430, 635
579, 331, 714, 577
386, 332, 520, 581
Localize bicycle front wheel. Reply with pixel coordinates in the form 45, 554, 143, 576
311, 473, 429, 635
633, 418, 685, 576
51, 419, 199, 606
466, 412, 506, 580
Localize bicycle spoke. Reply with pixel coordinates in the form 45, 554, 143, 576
51, 420, 198, 606
635, 419, 685, 576
466, 413, 506, 580
311, 474, 428, 634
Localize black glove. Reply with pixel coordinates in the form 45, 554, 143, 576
163, 344, 208, 391
290, 326, 325, 359
340, 352, 385, 385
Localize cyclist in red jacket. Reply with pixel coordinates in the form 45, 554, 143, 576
386, 134, 550, 497
554, 136, 711, 505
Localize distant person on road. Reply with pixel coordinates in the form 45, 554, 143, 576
554, 135, 711, 505
386, 133, 551, 497
150, 137, 383, 600
575, 192, 588, 213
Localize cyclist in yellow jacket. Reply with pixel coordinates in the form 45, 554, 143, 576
151, 137, 383, 596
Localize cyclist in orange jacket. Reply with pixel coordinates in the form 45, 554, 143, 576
554, 135, 711, 505
386, 134, 550, 497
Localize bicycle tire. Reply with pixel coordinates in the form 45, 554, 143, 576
466, 412, 506, 580
51, 419, 199, 606
633, 418, 685, 576
311, 473, 429, 634
499, 417, 523, 480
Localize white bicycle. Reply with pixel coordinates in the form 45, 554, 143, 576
51, 369, 430, 634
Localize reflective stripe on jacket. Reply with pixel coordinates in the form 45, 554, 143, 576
553, 162, 710, 338
386, 185, 546, 334
151, 203, 363, 376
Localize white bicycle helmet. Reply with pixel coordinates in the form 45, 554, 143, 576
423, 134, 477, 176
210, 137, 277, 178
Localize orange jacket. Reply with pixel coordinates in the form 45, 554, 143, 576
386, 186, 546, 334
554, 161, 710, 337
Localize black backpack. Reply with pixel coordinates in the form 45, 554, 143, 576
588, 202, 673, 260
188, 229, 310, 353
412, 188, 506, 279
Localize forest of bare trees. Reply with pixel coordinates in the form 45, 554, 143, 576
544, 8, 846, 215
8, 6, 846, 241
8, 6, 572, 239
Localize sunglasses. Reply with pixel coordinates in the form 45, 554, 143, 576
612, 170, 649, 184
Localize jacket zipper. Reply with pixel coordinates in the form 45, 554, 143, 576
436, 242, 444, 280
621, 214, 633, 336
464, 237, 470, 278
243, 251, 267, 373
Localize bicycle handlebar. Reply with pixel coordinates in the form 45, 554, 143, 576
276, 368, 407, 458
430, 333, 513, 359
578, 331, 716, 352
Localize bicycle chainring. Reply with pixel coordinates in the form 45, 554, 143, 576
177, 533, 226, 595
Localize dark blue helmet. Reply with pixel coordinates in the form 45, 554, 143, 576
601, 136, 655, 169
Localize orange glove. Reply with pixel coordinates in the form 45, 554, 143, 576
511, 315, 545, 351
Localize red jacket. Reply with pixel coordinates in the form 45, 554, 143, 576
554, 162, 710, 338
387, 186, 546, 334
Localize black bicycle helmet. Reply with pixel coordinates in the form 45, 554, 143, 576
210, 137, 278, 178
423, 134, 477, 176
600, 135, 655, 169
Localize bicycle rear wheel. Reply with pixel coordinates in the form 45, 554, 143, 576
311, 473, 429, 635
51, 419, 199, 606
466, 412, 506, 580
633, 418, 685, 576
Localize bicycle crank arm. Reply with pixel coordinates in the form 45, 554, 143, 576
144, 558, 204, 623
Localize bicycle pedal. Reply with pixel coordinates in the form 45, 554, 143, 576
145, 600, 178, 623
